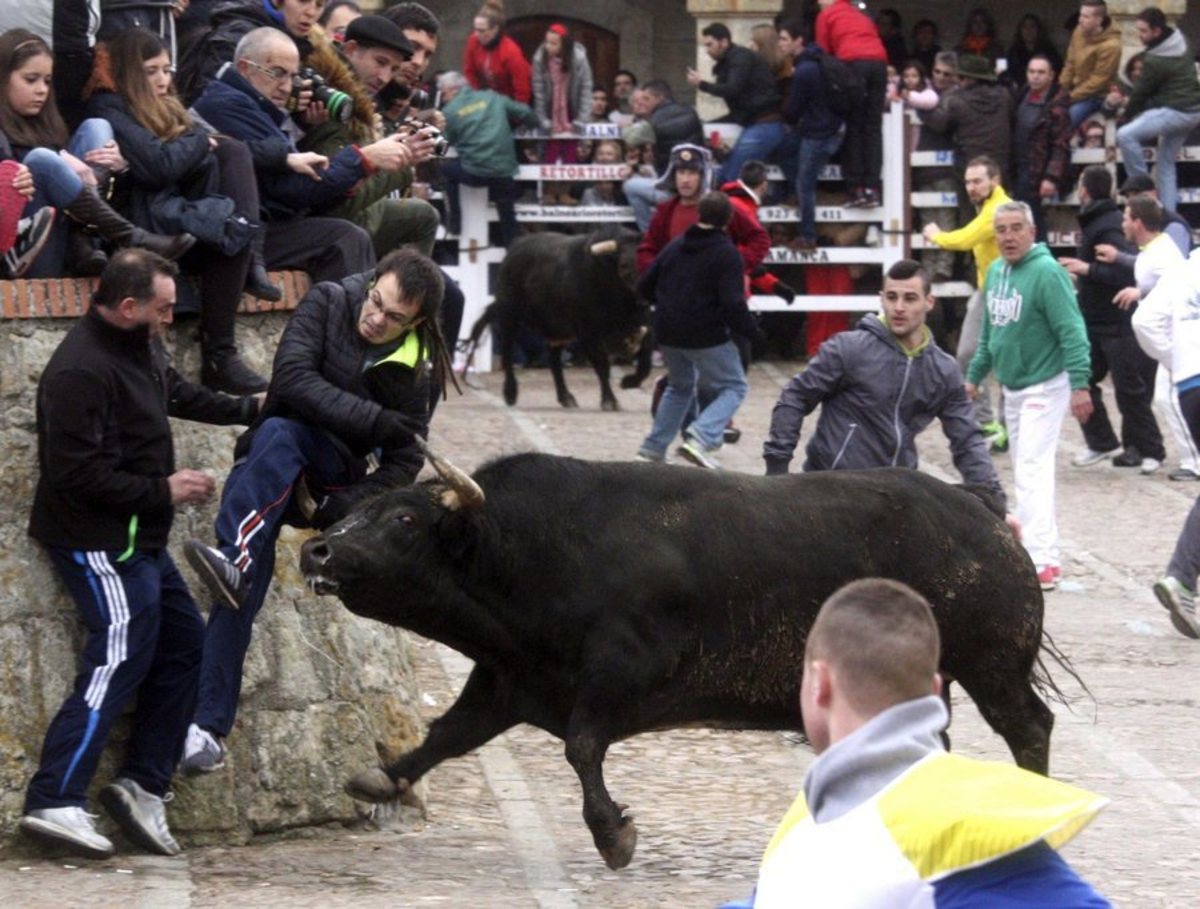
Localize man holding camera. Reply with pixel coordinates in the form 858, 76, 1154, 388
194, 26, 437, 283
296, 14, 444, 260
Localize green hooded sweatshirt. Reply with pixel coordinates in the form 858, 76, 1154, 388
967, 242, 1091, 391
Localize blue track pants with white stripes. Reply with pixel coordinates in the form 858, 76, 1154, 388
24, 548, 205, 810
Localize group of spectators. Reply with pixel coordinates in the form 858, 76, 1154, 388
4, 4, 1200, 903
6, 0, 468, 867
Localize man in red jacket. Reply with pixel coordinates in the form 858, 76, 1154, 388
462, 4, 531, 103
721, 159, 796, 304
816, 0, 888, 207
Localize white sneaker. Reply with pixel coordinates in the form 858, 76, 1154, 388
1153, 576, 1200, 639
677, 437, 720, 469
1140, 458, 1162, 475
99, 777, 180, 856
178, 722, 227, 776
1071, 447, 1116, 468
20, 805, 115, 859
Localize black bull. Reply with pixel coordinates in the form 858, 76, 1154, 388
467, 228, 651, 412
300, 452, 1061, 870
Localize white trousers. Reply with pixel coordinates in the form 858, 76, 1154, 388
1004, 372, 1071, 570
1155, 365, 1200, 474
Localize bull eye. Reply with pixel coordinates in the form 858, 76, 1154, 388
397, 513, 415, 527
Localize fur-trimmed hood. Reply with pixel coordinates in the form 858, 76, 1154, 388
304, 25, 379, 143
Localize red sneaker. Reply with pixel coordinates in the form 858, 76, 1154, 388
1037, 566, 1058, 591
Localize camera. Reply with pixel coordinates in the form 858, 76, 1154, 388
399, 119, 449, 158
290, 67, 352, 123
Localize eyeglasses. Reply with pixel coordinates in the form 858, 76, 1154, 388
367, 288, 416, 328
245, 60, 297, 84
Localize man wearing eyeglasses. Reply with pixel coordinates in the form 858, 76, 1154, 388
193, 26, 417, 283
179, 247, 453, 776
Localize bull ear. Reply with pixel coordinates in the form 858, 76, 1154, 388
417, 438, 485, 511
589, 239, 618, 256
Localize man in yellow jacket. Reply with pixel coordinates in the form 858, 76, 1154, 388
726, 578, 1110, 909
923, 155, 1010, 445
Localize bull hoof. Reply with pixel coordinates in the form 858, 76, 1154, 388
619, 375, 643, 390
560, 394, 579, 409
601, 397, 619, 412
345, 767, 402, 803
504, 388, 518, 407
599, 817, 638, 870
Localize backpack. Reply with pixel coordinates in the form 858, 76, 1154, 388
818, 53, 865, 116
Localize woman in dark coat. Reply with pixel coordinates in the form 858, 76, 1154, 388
88, 28, 269, 393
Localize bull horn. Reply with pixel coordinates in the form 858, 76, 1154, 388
416, 437, 486, 511
589, 239, 618, 255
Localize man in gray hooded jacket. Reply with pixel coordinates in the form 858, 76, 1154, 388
762, 259, 1005, 507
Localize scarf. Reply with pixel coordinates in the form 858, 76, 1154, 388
549, 55, 571, 133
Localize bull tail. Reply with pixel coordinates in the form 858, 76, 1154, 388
459, 303, 499, 381
1033, 629, 1095, 715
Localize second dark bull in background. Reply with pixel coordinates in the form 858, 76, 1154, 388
468, 226, 651, 410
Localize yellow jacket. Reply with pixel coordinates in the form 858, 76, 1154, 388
931, 186, 1011, 287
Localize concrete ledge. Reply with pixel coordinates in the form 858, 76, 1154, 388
0, 271, 312, 320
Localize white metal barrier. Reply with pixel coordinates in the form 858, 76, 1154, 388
442, 107, 1200, 371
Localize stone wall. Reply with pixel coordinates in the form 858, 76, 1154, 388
0, 304, 426, 855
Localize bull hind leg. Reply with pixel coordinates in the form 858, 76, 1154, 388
565, 725, 636, 870
499, 319, 520, 406
578, 335, 619, 411
345, 665, 520, 802
959, 674, 1054, 774
548, 344, 579, 408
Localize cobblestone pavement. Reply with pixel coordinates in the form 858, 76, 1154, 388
5, 361, 1200, 907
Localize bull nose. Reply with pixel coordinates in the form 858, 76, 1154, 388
301, 536, 332, 572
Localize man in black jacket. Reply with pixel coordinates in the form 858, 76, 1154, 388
180, 247, 450, 774
637, 192, 762, 469
688, 22, 783, 185
1058, 165, 1163, 468
19, 249, 260, 859
622, 79, 705, 231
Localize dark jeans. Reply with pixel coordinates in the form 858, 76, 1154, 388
195, 418, 362, 738
843, 59, 887, 192
1080, 328, 1164, 460
264, 216, 375, 284
795, 133, 843, 242
441, 158, 519, 248
25, 548, 204, 810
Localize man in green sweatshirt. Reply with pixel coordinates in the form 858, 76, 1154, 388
966, 201, 1092, 591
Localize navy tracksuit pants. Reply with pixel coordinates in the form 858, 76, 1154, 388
194, 417, 359, 738
24, 548, 204, 811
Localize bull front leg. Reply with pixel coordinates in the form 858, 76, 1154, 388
345, 665, 520, 803
619, 330, 653, 390
548, 344, 579, 408
564, 714, 636, 870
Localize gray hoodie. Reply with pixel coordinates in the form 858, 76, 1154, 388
763, 315, 1005, 506
804, 695, 946, 823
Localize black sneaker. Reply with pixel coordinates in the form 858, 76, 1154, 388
1112, 447, 1142, 468
184, 540, 245, 609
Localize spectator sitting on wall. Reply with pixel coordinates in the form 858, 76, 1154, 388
621, 79, 704, 231
687, 21, 784, 187
1060, 1, 1123, 128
